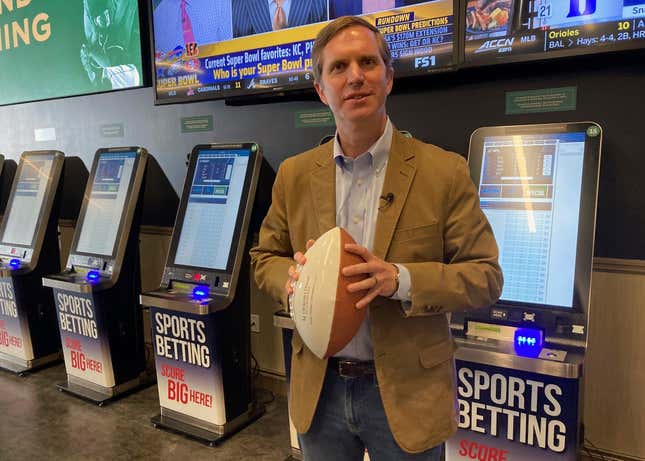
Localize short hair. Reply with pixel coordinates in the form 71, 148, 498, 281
311, 16, 393, 83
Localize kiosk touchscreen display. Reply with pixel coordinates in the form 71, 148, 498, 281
475, 131, 589, 308
173, 147, 251, 270
0, 154, 55, 247
75, 151, 137, 256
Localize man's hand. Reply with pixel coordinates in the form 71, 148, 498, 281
285, 239, 315, 297
342, 244, 399, 309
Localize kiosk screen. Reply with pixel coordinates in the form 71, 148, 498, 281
1, 154, 55, 247
173, 148, 251, 270
75, 151, 138, 256
477, 131, 587, 308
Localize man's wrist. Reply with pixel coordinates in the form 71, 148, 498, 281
389, 263, 400, 298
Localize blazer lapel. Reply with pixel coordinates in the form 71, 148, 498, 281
310, 144, 336, 236
373, 130, 416, 259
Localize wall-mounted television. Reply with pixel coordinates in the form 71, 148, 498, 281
151, 0, 458, 103
464, 0, 645, 66
0, 0, 145, 107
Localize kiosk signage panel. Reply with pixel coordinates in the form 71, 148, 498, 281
0, 277, 32, 361
446, 360, 579, 460
75, 151, 137, 257
150, 307, 226, 425
54, 291, 115, 387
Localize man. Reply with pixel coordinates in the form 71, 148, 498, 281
232, 0, 327, 37
80, 0, 141, 89
250, 16, 502, 460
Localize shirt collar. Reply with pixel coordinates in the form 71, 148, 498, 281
333, 118, 392, 172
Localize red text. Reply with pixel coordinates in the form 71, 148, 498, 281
70, 350, 103, 373
459, 439, 508, 461
167, 379, 213, 408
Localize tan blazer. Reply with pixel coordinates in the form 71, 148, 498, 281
250, 129, 502, 453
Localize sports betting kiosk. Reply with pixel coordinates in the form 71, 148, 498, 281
0, 151, 87, 374
43, 147, 178, 404
0, 155, 17, 218
140, 143, 269, 445
446, 122, 602, 461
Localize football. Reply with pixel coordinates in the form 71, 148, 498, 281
290, 227, 368, 359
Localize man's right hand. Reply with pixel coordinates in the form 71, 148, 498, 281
285, 239, 315, 297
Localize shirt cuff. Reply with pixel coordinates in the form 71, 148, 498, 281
390, 263, 412, 302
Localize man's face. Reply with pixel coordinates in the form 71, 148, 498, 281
314, 26, 393, 129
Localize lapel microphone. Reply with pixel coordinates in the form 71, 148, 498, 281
379, 192, 394, 210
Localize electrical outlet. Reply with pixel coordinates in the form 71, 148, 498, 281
250, 314, 260, 333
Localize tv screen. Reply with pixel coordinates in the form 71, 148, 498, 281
75, 151, 138, 257
0, 0, 144, 106
469, 123, 601, 310
464, 0, 645, 65
171, 145, 254, 271
151, 0, 457, 103
0, 153, 55, 248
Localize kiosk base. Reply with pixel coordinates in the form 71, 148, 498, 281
57, 372, 156, 406
0, 351, 62, 376
150, 404, 265, 447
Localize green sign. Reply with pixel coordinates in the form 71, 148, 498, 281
505, 87, 577, 115
100, 123, 124, 138
181, 115, 213, 133
295, 109, 335, 128
0, 0, 143, 106
586, 125, 601, 137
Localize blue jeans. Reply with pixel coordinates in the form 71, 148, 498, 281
298, 367, 443, 461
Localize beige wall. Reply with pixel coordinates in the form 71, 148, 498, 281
584, 260, 645, 460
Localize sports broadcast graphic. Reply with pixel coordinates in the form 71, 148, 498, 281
464, 0, 645, 64
151, 0, 456, 103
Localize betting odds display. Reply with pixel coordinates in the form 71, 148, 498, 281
151, 0, 456, 103
465, 0, 645, 64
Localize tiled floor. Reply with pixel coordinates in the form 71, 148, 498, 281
0, 363, 291, 461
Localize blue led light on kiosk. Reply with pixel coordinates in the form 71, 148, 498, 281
192, 285, 209, 299
514, 328, 542, 357
9, 259, 20, 270
86, 270, 100, 282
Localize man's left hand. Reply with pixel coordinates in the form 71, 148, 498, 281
342, 244, 399, 309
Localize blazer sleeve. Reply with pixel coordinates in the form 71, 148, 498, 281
249, 162, 294, 310
402, 155, 503, 316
